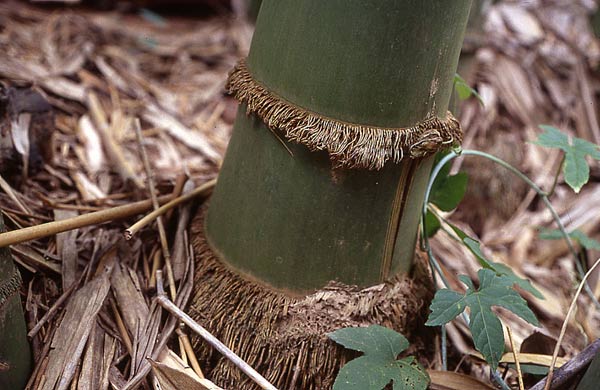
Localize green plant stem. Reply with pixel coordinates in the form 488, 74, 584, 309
492, 370, 512, 390
547, 154, 565, 198
441, 323, 448, 371
460, 150, 600, 309
428, 206, 463, 244
422, 149, 600, 309
420, 147, 600, 383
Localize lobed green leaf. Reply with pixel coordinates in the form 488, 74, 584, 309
533, 125, 600, 193
329, 326, 429, 390
539, 228, 600, 251
328, 325, 408, 359
426, 269, 540, 370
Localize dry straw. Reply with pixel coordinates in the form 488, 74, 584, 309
227, 58, 463, 170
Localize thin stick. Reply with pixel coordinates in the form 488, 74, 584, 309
28, 281, 78, 338
111, 299, 133, 357
0, 173, 32, 215
124, 178, 216, 240
176, 327, 205, 379
155, 271, 278, 390
134, 119, 177, 301
87, 93, 144, 189
531, 339, 600, 390
546, 154, 565, 198
149, 248, 161, 289
507, 326, 524, 390
0, 194, 174, 248
544, 256, 600, 390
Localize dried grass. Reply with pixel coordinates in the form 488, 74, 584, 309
0, 0, 597, 389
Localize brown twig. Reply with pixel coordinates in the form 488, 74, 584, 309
155, 270, 278, 390
86, 93, 144, 189
507, 326, 524, 390
0, 194, 174, 248
176, 327, 205, 379
531, 339, 600, 390
0, 173, 32, 215
124, 178, 216, 240
28, 280, 79, 338
133, 118, 177, 301
544, 256, 600, 390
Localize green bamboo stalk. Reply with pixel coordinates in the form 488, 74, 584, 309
247, 0, 262, 21
206, 0, 472, 293
191, 3, 472, 388
0, 213, 31, 389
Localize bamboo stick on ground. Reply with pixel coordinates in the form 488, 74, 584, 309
155, 271, 278, 390
134, 119, 177, 301
124, 178, 216, 240
0, 195, 173, 248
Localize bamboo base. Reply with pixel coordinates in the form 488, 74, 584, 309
189, 207, 434, 390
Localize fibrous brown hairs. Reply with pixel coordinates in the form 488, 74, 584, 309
189, 208, 434, 389
226, 58, 462, 170
0, 269, 22, 309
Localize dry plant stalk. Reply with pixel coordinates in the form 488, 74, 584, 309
544, 256, 600, 390
507, 326, 524, 390
124, 178, 216, 240
134, 119, 177, 301
156, 270, 278, 390
0, 194, 175, 248
227, 59, 462, 170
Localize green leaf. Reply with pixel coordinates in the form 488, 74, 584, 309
539, 228, 600, 251
424, 210, 441, 238
333, 357, 395, 390
328, 326, 429, 390
533, 125, 600, 193
430, 172, 468, 212
425, 289, 466, 326
435, 216, 542, 297
388, 357, 430, 390
509, 363, 549, 376
426, 269, 539, 370
429, 153, 468, 212
490, 262, 544, 299
462, 237, 494, 269
573, 231, 600, 251
328, 325, 408, 358
453, 74, 484, 105
445, 220, 468, 241
563, 150, 589, 193
462, 237, 543, 299
534, 125, 570, 149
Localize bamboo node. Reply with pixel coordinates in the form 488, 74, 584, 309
226, 58, 463, 170
189, 207, 434, 389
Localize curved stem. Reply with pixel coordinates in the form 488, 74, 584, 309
492, 369, 512, 390
460, 150, 600, 309
547, 154, 565, 198
420, 147, 600, 378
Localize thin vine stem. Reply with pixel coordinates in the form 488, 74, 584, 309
547, 154, 565, 198
420, 147, 600, 383
460, 149, 600, 309
492, 370, 512, 390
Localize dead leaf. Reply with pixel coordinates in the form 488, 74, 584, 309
150, 349, 223, 390
41, 273, 111, 390
428, 370, 494, 390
